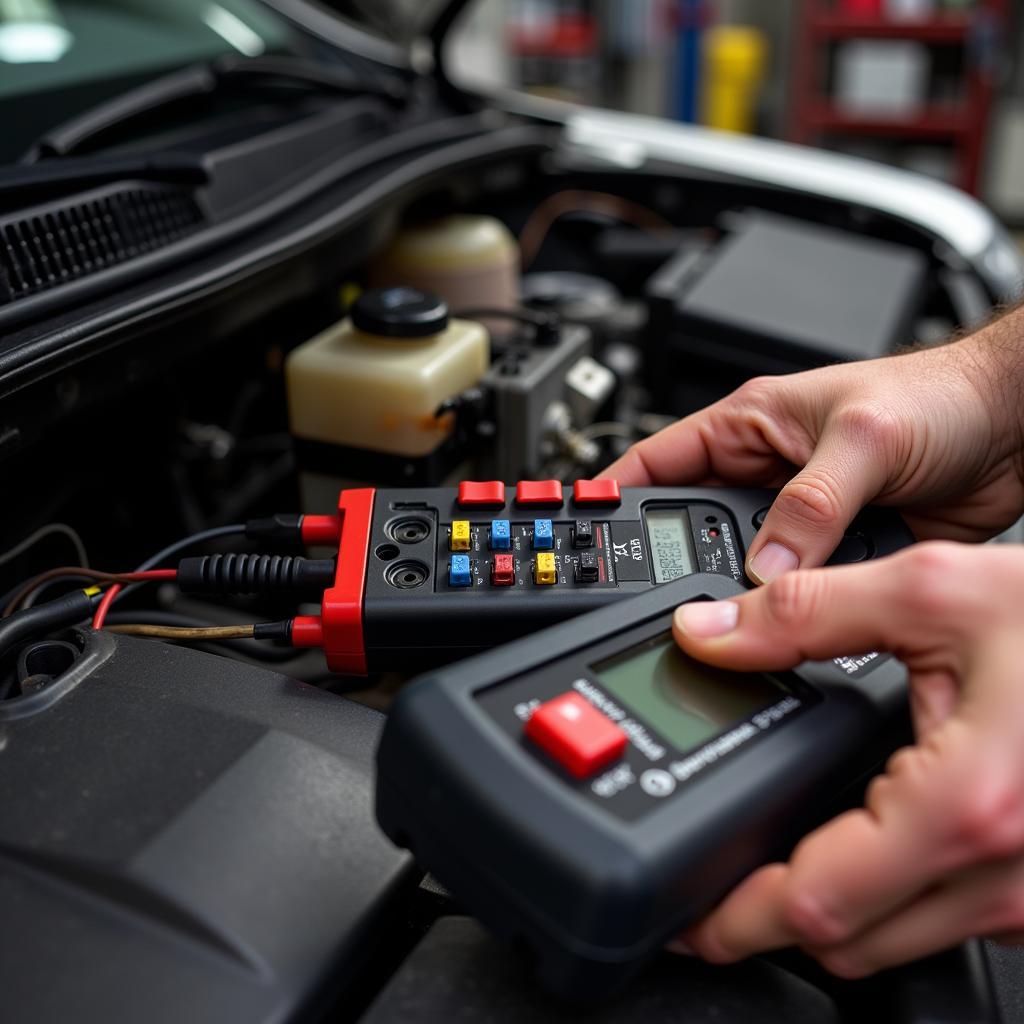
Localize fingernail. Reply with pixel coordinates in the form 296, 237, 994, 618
665, 938, 697, 957
675, 600, 739, 638
748, 542, 799, 584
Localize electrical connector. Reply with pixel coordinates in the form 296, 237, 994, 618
245, 513, 303, 544
244, 513, 342, 547
177, 553, 336, 595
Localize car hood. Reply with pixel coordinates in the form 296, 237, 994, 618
305, 0, 467, 53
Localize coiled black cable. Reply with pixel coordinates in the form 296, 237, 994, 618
177, 553, 335, 595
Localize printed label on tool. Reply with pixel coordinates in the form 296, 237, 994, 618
609, 522, 650, 582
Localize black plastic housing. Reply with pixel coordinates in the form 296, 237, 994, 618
376, 574, 912, 998
0, 631, 415, 1023
361, 485, 914, 671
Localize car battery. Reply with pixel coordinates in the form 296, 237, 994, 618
645, 211, 928, 414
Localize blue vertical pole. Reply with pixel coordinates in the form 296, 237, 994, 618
673, 0, 704, 122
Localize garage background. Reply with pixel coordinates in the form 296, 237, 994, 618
449, 0, 1024, 225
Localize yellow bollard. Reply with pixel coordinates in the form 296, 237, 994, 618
701, 26, 768, 135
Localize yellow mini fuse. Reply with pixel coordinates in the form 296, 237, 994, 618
534, 552, 557, 585
450, 520, 471, 551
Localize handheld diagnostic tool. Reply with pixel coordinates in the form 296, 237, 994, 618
294, 480, 913, 672
375, 573, 911, 998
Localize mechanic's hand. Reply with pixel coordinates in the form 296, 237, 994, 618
603, 334, 1024, 583
672, 541, 1024, 977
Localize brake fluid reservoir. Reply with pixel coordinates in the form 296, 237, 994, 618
369, 214, 518, 315
286, 288, 488, 459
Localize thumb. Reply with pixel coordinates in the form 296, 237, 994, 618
746, 428, 888, 584
672, 547, 961, 673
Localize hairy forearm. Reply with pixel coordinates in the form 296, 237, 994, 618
947, 301, 1024, 460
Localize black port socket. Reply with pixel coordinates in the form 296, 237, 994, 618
386, 560, 430, 589
389, 517, 432, 545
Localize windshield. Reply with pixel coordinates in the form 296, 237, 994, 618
0, 0, 328, 163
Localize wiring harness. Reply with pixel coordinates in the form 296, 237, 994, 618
0, 512, 348, 691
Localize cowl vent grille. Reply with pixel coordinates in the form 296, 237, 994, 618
0, 184, 204, 304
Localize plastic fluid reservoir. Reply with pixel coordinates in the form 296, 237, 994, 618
369, 215, 519, 317
286, 288, 489, 459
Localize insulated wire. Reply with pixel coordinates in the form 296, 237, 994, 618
91, 586, 122, 631
102, 609, 301, 663
0, 522, 88, 569
452, 307, 551, 327
0, 527, 246, 683
518, 189, 676, 270
3, 567, 177, 618
578, 421, 640, 443
108, 624, 257, 640
92, 524, 246, 630
132, 524, 247, 574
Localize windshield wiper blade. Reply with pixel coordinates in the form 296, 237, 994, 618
22, 54, 405, 164
0, 152, 209, 204
23, 65, 218, 164
216, 53, 406, 102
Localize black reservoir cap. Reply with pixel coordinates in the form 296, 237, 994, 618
351, 287, 449, 338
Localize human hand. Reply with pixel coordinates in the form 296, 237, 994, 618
672, 541, 1024, 977
604, 333, 1024, 583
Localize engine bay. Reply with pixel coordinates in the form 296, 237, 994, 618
0, 153, 1013, 1021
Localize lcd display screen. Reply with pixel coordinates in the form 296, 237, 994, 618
592, 632, 786, 752
646, 509, 697, 583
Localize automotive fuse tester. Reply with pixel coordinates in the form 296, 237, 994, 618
284, 480, 913, 673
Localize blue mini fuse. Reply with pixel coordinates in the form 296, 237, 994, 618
449, 554, 472, 587
533, 519, 553, 550
490, 519, 511, 550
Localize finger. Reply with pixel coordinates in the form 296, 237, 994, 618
681, 863, 790, 963
672, 542, 982, 673
682, 789, 944, 963
957, 626, 1024, 732
745, 425, 889, 583
686, 711, 1024, 966
908, 668, 960, 737
808, 854, 1024, 979
601, 390, 802, 488
601, 414, 713, 487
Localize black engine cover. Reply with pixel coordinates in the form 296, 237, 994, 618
0, 631, 414, 1023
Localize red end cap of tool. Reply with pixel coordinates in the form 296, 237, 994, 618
319, 489, 374, 675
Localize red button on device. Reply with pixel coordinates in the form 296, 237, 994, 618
573, 479, 621, 507
458, 480, 506, 507
525, 692, 627, 779
515, 480, 564, 507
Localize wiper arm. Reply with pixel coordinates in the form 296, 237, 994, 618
22, 54, 405, 163
217, 53, 406, 102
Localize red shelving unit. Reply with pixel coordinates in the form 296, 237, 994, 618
808, 11, 972, 42
804, 103, 968, 136
789, 1, 1007, 194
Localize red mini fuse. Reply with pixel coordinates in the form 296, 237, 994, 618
491, 553, 515, 586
